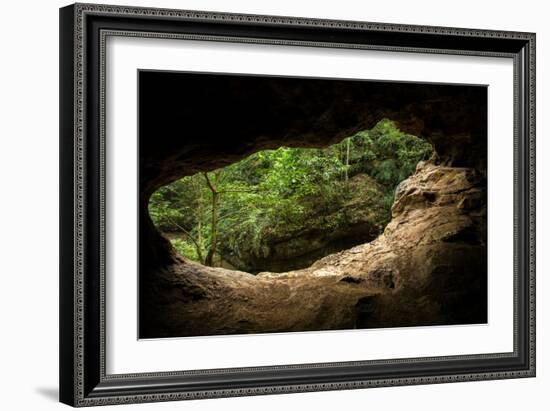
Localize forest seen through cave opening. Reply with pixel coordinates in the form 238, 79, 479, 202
148, 119, 433, 274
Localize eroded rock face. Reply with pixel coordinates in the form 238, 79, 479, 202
140, 163, 487, 338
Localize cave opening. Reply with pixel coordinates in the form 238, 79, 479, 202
148, 119, 434, 274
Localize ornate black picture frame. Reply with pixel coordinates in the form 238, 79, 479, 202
59, 3, 535, 407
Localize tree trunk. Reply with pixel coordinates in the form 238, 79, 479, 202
197, 190, 203, 259
204, 172, 222, 266
205, 191, 220, 266
345, 138, 350, 181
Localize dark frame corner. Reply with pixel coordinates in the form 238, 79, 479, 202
60, 2, 535, 407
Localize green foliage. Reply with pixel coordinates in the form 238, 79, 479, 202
345, 119, 433, 189
148, 119, 432, 265
170, 238, 201, 261
148, 176, 205, 232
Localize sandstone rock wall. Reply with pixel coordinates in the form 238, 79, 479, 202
140, 162, 487, 338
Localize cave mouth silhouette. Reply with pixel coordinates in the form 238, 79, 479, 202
138, 70, 487, 273
147, 123, 434, 274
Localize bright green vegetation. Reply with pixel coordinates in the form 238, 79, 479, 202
149, 119, 433, 270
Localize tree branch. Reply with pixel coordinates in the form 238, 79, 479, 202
202, 172, 216, 193
217, 188, 266, 194
165, 216, 204, 264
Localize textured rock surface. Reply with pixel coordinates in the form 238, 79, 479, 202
140, 163, 487, 338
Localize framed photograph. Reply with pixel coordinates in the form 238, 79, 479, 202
59, 3, 535, 407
